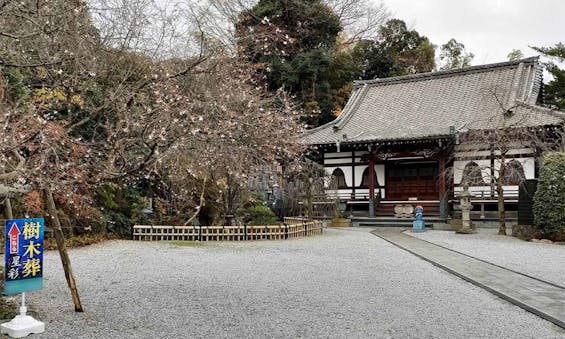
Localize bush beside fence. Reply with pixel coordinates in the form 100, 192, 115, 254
133, 219, 323, 241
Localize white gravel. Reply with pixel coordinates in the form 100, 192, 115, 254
22, 228, 565, 338
406, 228, 565, 287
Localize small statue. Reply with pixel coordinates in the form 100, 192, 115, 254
412, 205, 426, 232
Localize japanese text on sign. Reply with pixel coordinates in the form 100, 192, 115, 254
4, 218, 44, 295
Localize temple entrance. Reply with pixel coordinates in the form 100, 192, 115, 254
385, 161, 439, 200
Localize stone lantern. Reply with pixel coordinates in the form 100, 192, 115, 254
456, 184, 475, 234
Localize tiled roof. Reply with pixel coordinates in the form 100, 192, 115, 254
302, 57, 564, 145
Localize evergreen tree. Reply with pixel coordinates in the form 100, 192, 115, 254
353, 19, 435, 79
439, 38, 474, 70
507, 49, 524, 61
237, 0, 343, 126
532, 43, 565, 111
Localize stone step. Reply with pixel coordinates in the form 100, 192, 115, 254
350, 217, 441, 228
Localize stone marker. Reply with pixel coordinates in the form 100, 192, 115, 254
456, 185, 475, 234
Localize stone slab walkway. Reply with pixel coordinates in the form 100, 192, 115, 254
371, 228, 565, 329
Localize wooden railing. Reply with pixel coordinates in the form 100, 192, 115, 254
454, 185, 520, 200
133, 220, 323, 242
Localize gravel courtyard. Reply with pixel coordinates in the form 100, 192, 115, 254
27, 228, 565, 338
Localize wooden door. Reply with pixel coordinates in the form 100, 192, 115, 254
386, 162, 439, 200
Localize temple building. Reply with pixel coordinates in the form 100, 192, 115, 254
301, 57, 564, 222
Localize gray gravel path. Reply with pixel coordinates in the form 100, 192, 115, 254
23, 228, 565, 338
406, 228, 565, 287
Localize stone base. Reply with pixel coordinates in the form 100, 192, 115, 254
1, 314, 45, 338
411, 228, 426, 233
412, 220, 426, 232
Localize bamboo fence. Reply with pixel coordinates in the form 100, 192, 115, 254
133, 218, 323, 241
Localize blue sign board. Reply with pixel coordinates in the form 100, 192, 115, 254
4, 218, 44, 295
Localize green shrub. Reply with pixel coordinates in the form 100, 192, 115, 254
243, 204, 279, 226
533, 152, 565, 239
3, 66, 30, 103
95, 184, 144, 235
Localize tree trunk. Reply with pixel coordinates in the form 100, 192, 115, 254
5, 197, 13, 219
496, 182, 506, 235
44, 188, 84, 312
496, 160, 507, 235
306, 181, 313, 221
184, 176, 207, 226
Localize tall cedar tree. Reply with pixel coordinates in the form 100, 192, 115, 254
236, 0, 343, 126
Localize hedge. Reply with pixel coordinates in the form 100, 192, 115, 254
533, 152, 565, 239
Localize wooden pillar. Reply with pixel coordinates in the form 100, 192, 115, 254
438, 155, 447, 218
490, 143, 496, 198
351, 151, 355, 200
369, 156, 376, 217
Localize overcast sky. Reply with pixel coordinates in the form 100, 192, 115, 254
383, 0, 564, 65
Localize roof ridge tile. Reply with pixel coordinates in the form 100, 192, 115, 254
354, 57, 539, 88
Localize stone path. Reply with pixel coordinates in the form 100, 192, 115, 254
371, 228, 565, 329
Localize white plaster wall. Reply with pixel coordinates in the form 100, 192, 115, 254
353, 164, 385, 186
519, 157, 535, 179
507, 148, 535, 156
325, 158, 352, 165
353, 151, 367, 164
324, 151, 353, 165
375, 164, 385, 186
452, 161, 465, 185
354, 166, 366, 187
455, 150, 491, 158
456, 148, 534, 159
324, 152, 343, 159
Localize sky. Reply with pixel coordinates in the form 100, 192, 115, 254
383, 0, 564, 65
